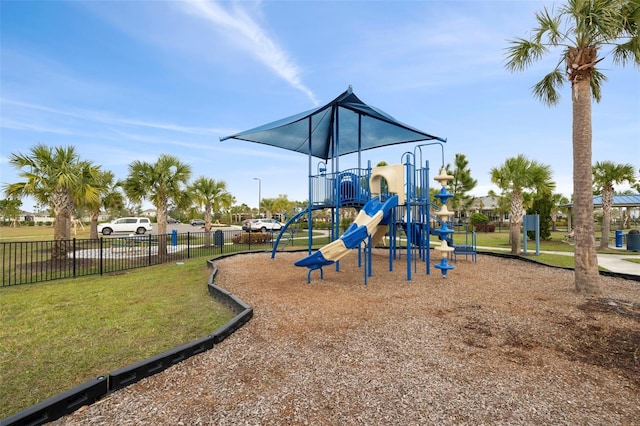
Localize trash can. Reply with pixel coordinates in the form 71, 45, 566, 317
615, 230, 624, 248
171, 229, 178, 246
627, 229, 640, 252
214, 230, 224, 246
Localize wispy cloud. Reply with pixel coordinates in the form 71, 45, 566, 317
1, 99, 231, 136
181, 0, 318, 105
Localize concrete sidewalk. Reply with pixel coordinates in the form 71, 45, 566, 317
476, 245, 640, 276
596, 252, 640, 276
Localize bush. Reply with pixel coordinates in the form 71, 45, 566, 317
232, 232, 273, 244
474, 223, 496, 233
312, 221, 331, 230
470, 212, 489, 226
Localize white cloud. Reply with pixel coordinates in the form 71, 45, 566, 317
1, 99, 229, 136
181, 0, 318, 105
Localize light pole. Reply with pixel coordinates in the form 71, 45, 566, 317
253, 177, 261, 218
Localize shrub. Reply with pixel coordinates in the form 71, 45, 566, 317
470, 212, 489, 226
474, 223, 496, 233
232, 232, 273, 244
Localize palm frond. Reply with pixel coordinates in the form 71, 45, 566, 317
590, 69, 608, 102
504, 38, 547, 72
532, 69, 565, 106
611, 36, 640, 67
534, 7, 563, 45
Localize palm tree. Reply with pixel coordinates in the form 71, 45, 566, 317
550, 193, 570, 232
84, 171, 123, 239
189, 177, 232, 246
633, 167, 640, 193
490, 155, 555, 254
122, 154, 192, 256
272, 194, 294, 221
0, 198, 22, 227
593, 161, 636, 249
505, 0, 639, 293
3, 144, 100, 259
261, 198, 276, 219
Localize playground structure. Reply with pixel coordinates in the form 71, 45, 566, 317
285, 145, 465, 283
221, 86, 476, 283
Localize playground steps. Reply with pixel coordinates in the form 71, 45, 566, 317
452, 231, 477, 263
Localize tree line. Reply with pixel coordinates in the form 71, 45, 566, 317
4, 144, 637, 261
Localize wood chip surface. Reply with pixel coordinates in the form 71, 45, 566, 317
52, 251, 640, 425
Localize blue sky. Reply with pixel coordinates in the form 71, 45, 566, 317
1, 0, 639, 212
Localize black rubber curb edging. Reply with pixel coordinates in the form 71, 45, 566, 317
1, 254, 253, 426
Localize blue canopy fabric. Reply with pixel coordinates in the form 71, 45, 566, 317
220, 87, 445, 161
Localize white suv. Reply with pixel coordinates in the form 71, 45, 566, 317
242, 218, 284, 232
98, 217, 153, 235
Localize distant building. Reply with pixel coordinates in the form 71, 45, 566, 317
469, 195, 510, 224
140, 209, 156, 218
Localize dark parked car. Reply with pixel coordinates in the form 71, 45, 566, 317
190, 219, 205, 226
167, 218, 180, 224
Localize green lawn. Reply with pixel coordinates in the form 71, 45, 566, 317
0, 259, 235, 419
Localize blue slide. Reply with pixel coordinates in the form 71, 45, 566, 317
295, 195, 398, 270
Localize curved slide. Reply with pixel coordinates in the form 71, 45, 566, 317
295, 195, 398, 270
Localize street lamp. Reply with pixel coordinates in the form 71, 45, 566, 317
253, 177, 261, 218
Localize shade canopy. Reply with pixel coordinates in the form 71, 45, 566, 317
220, 86, 445, 161
560, 194, 640, 208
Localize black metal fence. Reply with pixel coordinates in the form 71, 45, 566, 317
1, 229, 295, 287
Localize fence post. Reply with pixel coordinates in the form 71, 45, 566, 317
73, 238, 77, 278
148, 234, 152, 265
99, 237, 103, 275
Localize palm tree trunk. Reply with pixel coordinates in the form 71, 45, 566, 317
572, 78, 600, 293
204, 205, 212, 247
156, 202, 168, 258
52, 215, 68, 260
599, 188, 613, 250
90, 211, 99, 240
51, 188, 72, 260
510, 190, 523, 254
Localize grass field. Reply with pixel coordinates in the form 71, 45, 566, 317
0, 259, 236, 419
0, 224, 78, 241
